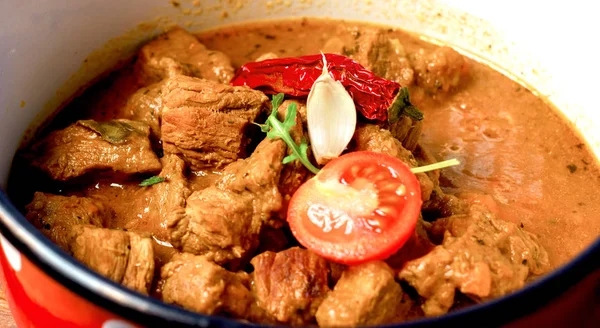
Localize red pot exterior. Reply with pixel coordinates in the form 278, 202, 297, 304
0, 236, 141, 328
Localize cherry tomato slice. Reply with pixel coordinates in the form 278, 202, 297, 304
287, 151, 422, 265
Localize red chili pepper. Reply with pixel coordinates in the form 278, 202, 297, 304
230, 54, 401, 121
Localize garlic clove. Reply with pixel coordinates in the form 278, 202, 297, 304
307, 54, 357, 165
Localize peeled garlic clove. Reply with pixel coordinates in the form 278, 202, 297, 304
307, 54, 357, 165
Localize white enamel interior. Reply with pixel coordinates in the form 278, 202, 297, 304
0, 0, 598, 189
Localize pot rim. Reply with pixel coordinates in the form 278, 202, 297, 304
0, 190, 598, 327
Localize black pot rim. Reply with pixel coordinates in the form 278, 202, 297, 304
0, 189, 598, 328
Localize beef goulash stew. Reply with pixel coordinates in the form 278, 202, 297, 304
8, 18, 600, 326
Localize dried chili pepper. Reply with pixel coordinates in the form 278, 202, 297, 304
230, 53, 423, 122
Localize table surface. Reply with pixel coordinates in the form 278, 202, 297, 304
0, 286, 16, 328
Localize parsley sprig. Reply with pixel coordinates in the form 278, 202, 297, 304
259, 94, 321, 174
139, 176, 165, 187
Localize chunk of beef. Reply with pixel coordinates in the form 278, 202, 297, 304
398, 204, 550, 316
25, 192, 110, 250
160, 253, 258, 319
169, 139, 286, 265
171, 188, 256, 264
422, 188, 468, 220
325, 27, 469, 96
122, 154, 191, 242
70, 225, 155, 294
411, 144, 469, 220
216, 138, 286, 227
24, 193, 154, 294
353, 124, 433, 201
322, 27, 415, 86
251, 247, 330, 325
385, 217, 436, 269
256, 226, 289, 254
160, 75, 268, 170
276, 100, 310, 220
409, 46, 469, 95
121, 81, 165, 141
430, 205, 549, 275
414, 144, 441, 187
255, 52, 279, 61
135, 27, 234, 85
316, 261, 409, 327
385, 115, 423, 152
365, 35, 415, 87
29, 120, 161, 181
328, 262, 346, 287
122, 232, 156, 293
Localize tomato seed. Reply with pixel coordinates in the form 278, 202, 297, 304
377, 206, 397, 217
350, 164, 361, 178
396, 185, 406, 196
360, 165, 377, 177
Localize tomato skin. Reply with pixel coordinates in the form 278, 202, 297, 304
287, 151, 422, 265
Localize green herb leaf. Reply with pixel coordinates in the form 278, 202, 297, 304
262, 94, 321, 174
271, 93, 285, 113
282, 138, 310, 165
410, 158, 460, 174
79, 120, 138, 144
139, 176, 165, 187
282, 154, 296, 165
388, 87, 424, 123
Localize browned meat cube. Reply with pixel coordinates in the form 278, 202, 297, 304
251, 247, 330, 325
122, 154, 191, 242
322, 26, 415, 87
385, 218, 436, 269
122, 232, 155, 293
430, 204, 550, 275
121, 81, 165, 141
29, 120, 161, 181
135, 27, 234, 85
364, 33, 415, 87
323, 26, 469, 97
279, 99, 307, 126
25, 192, 110, 250
255, 52, 279, 62
216, 138, 286, 227
386, 115, 423, 152
160, 75, 268, 170
276, 100, 310, 222
170, 188, 256, 264
410, 144, 470, 220
353, 124, 416, 163
316, 261, 408, 327
70, 225, 155, 294
398, 204, 550, 316
410, 46, 469, 94
160, 253, 256, 318
413, 144, 441, 188
256, 226, 289, 254
169, 138, 286, 265
353, 124, 433, 201
24, 193, 155, 294
421, 188, 468, 220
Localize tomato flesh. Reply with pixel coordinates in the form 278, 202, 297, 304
287, 151, 422, 264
